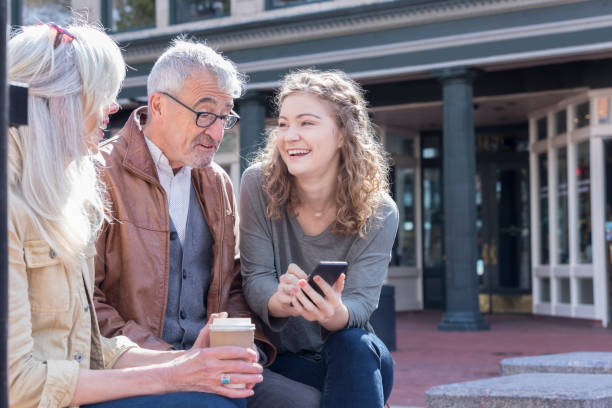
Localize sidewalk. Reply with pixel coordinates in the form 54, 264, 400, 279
388, 310, 612, 407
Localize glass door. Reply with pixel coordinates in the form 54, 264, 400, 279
477, 155, 532, 313
606, 140, 612, 319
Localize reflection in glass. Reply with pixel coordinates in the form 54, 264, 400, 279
422, 134, 441, 159
605, 141, 612, 300
557, 147, 569, 264
22, 0, 71, 25
476, 173, 484, 289
598, 97, 612, 124
539, 154, 549, 264
174, 0, 230, 23
554, 110, 566, 135
423, 168, 443, 268
558, 278, 570, 303
110, 0, 155, 31
392, 168, 416, 266
577, 141, 591, 263
497, 168, 530, 289
573, 102, 590, 129
578, 278, 594, 305
540, 278, 550, 302
536, 117, 547, 141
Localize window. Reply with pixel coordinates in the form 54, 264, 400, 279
557, 278, 570, 304
107, 0, 155, 31
597, 97, 612, 124
576, 141, 591, 263
556, 147, 569, 264
539, 278, 550, 302
423, 168, 443, 268
573, 102, 590, 129
173, 0, 230, 23
19, 0, 71, 25
536, 117, 547, 141
538, 153, 549, 264
267, 0, 329, 9
554, 110, 566, 135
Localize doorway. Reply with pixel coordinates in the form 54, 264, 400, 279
476, 129, 532, 313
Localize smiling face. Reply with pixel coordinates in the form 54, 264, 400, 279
85, 101, 119, 154
276, 92, 343, 181
150, 69, 233, 169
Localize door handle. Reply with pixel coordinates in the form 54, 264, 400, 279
482, 242, 489, 266
490, 239, 498, 266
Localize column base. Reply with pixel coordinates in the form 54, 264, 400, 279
438, 311, 490, 331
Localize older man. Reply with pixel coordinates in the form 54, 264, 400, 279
93, 39, 320, 407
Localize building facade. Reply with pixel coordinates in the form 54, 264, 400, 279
12, 0, 612, 326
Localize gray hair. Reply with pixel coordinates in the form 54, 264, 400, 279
8, 22, 125, 265
147, 38, 245, 99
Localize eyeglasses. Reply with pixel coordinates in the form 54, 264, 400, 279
46, 23, 75, 49
160, 92, 240, 130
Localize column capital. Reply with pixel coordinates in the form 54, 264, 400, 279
431, 66, 481, 83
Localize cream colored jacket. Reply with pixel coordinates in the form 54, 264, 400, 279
8, 205, 137, 408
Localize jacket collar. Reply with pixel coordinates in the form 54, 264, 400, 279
121, 107, 160, 185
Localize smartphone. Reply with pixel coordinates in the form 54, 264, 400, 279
306, 261, 348, 298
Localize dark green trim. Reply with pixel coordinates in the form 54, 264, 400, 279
125, 62, 155, 78
11, 0, 20, 26
118, 85, 147, 99
265, 0, 330, 11
120, 0, 612, 62
243, 24, 612, 87
110, 24, 156, 34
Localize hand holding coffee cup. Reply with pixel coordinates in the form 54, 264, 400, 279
209, 317, 256, 389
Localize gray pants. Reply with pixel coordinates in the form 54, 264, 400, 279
247, 368, 320, 408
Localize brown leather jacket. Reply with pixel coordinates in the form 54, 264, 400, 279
93, 108, 275, 363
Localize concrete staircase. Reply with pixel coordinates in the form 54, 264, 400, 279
425, 352, 612, 407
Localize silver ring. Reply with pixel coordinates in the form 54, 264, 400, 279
221, 373, 231, 384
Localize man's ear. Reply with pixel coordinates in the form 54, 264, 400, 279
149, 92, 163, 118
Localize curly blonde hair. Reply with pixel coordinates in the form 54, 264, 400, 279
255, 69, 390, 236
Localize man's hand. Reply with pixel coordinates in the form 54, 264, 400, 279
165, 346, 262, 398
193, 312, 228, 349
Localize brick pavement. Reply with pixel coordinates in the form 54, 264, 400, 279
388, 310, 612, 407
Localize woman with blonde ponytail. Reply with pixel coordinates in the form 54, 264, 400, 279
8, 23, 260, 408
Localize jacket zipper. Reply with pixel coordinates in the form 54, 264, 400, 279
218, 176, 226, 312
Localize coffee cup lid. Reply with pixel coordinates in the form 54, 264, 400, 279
210, 317, 255, 331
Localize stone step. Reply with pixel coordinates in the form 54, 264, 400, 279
500, 352, 612, 376
425, 373, 612, 408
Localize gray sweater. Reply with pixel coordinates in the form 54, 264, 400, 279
240, 165, 399, 355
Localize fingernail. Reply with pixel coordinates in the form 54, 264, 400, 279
298, 280, 306, 287
314, 276, 321, 282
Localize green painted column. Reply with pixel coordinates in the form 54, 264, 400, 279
239, 90, 267, 175
434, 67, 489, 331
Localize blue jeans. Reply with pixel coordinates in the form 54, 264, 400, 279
82, 392, 245, 408
269, 328, 394, 408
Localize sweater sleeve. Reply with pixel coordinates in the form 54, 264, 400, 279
239, 166, 283, 328
342, 198, 399, 329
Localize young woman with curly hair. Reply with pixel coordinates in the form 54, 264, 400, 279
240, 69, 398, 407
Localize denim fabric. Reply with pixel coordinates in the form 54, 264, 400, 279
269, 328, 394, 408
82, 392, 245, 408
